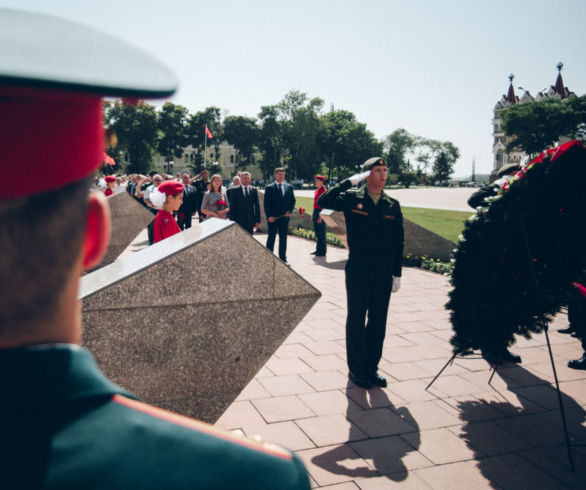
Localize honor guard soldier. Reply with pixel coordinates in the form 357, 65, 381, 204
0, 9, 309, 489
318, 157, 404, 389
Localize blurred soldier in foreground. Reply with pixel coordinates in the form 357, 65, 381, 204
0, 9, 309, 489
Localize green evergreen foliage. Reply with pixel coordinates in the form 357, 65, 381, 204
446, 141, 586, 354
502, 95, 586, 155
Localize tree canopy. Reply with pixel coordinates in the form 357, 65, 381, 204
104, 92, 460, 182
501, 94, 586, 155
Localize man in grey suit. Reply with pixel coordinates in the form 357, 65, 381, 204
263, 167, 296, 264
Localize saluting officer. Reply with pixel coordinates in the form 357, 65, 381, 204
0, 9, 309, 489
318, 157, 404, 389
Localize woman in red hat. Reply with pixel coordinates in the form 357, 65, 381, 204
104, 175, 116, 196
151, 180, 184, 243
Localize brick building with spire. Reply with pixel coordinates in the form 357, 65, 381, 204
492, 63, 574, 175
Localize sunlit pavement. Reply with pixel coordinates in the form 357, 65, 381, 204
217, 233, 586, 489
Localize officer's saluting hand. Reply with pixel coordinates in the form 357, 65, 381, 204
318, 157, 404, 389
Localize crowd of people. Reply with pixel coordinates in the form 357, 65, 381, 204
98, 168, 263, 243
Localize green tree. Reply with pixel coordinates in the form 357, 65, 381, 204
222, 115, 259, 170
278, 91, 325, 179
104, 100, 159, 174
435, 141, 459, 180
257, 104, 286, 181
157, 102, 188, 163
383, 128, 415, 175
320, 109, 382, 182
501, 94, 586, 155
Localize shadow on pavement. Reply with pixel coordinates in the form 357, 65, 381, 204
457, 364, 586, 488
311, 381, 420, 481
312, 259, 347, 270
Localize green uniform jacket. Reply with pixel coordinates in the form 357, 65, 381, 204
0, 344, 310, 490
318, 179, 404, 276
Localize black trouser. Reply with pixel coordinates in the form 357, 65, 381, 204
345, 259, 393, 379
312, 209, 327, 255
177, 213, 192, 230
569, 287, 586, 351
146, 207, 157, 245
266, 216, 290, 262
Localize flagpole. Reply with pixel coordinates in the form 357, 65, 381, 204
204, 125, 207, 169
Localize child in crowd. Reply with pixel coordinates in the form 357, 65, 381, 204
150, 180, 184, 243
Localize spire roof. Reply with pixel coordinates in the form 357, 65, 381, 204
505, 74, 518, 105
553, 62, 570, 99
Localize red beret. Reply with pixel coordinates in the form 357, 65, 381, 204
315, 175, 325, 181
158, 181, 184, 195
105, 176, 116, 183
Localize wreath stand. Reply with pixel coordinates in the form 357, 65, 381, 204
425, 212, 582, 472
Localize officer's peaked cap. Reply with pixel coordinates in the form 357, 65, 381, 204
361, 157, 386, 172
0, 8, 178, 200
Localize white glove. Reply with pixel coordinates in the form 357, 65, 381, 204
392, 276, 401, 293
348, 171, 370, 185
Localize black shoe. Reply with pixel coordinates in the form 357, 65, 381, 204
568, 355, 586, 370
558, 325, 575, 334
371, 373, 387, 388
571, 331, 578, 338
348, 372, 372, 389
310, 251, 317, 255
315, 254, 326, 257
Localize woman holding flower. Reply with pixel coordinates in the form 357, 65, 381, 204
200, 174, 230, 220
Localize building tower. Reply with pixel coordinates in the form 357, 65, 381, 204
492, 64, 574, 176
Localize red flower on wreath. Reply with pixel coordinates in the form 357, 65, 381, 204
573, 282, 586, 298
298, 206, 306, 215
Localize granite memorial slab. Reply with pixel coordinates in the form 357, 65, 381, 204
257, 190, 311, 232
80, 218, 321, 423
89, 191, 154, 271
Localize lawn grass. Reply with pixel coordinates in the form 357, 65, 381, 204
402, 207, 471, 243
295, 196, 470, 243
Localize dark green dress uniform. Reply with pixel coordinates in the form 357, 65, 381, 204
318, 175, 404, 382
0, 344, 310, 489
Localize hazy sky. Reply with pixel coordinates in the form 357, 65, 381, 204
2, 0, 584, 176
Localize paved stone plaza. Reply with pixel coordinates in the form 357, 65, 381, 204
216, 234, 586, 489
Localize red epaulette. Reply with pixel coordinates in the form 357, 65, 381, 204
112, 395, 293, 460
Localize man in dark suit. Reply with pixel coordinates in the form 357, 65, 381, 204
192, 169, 210, 222
228, 171, 260, 234
177, 170, 197, 230
264, 167, 296, 263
